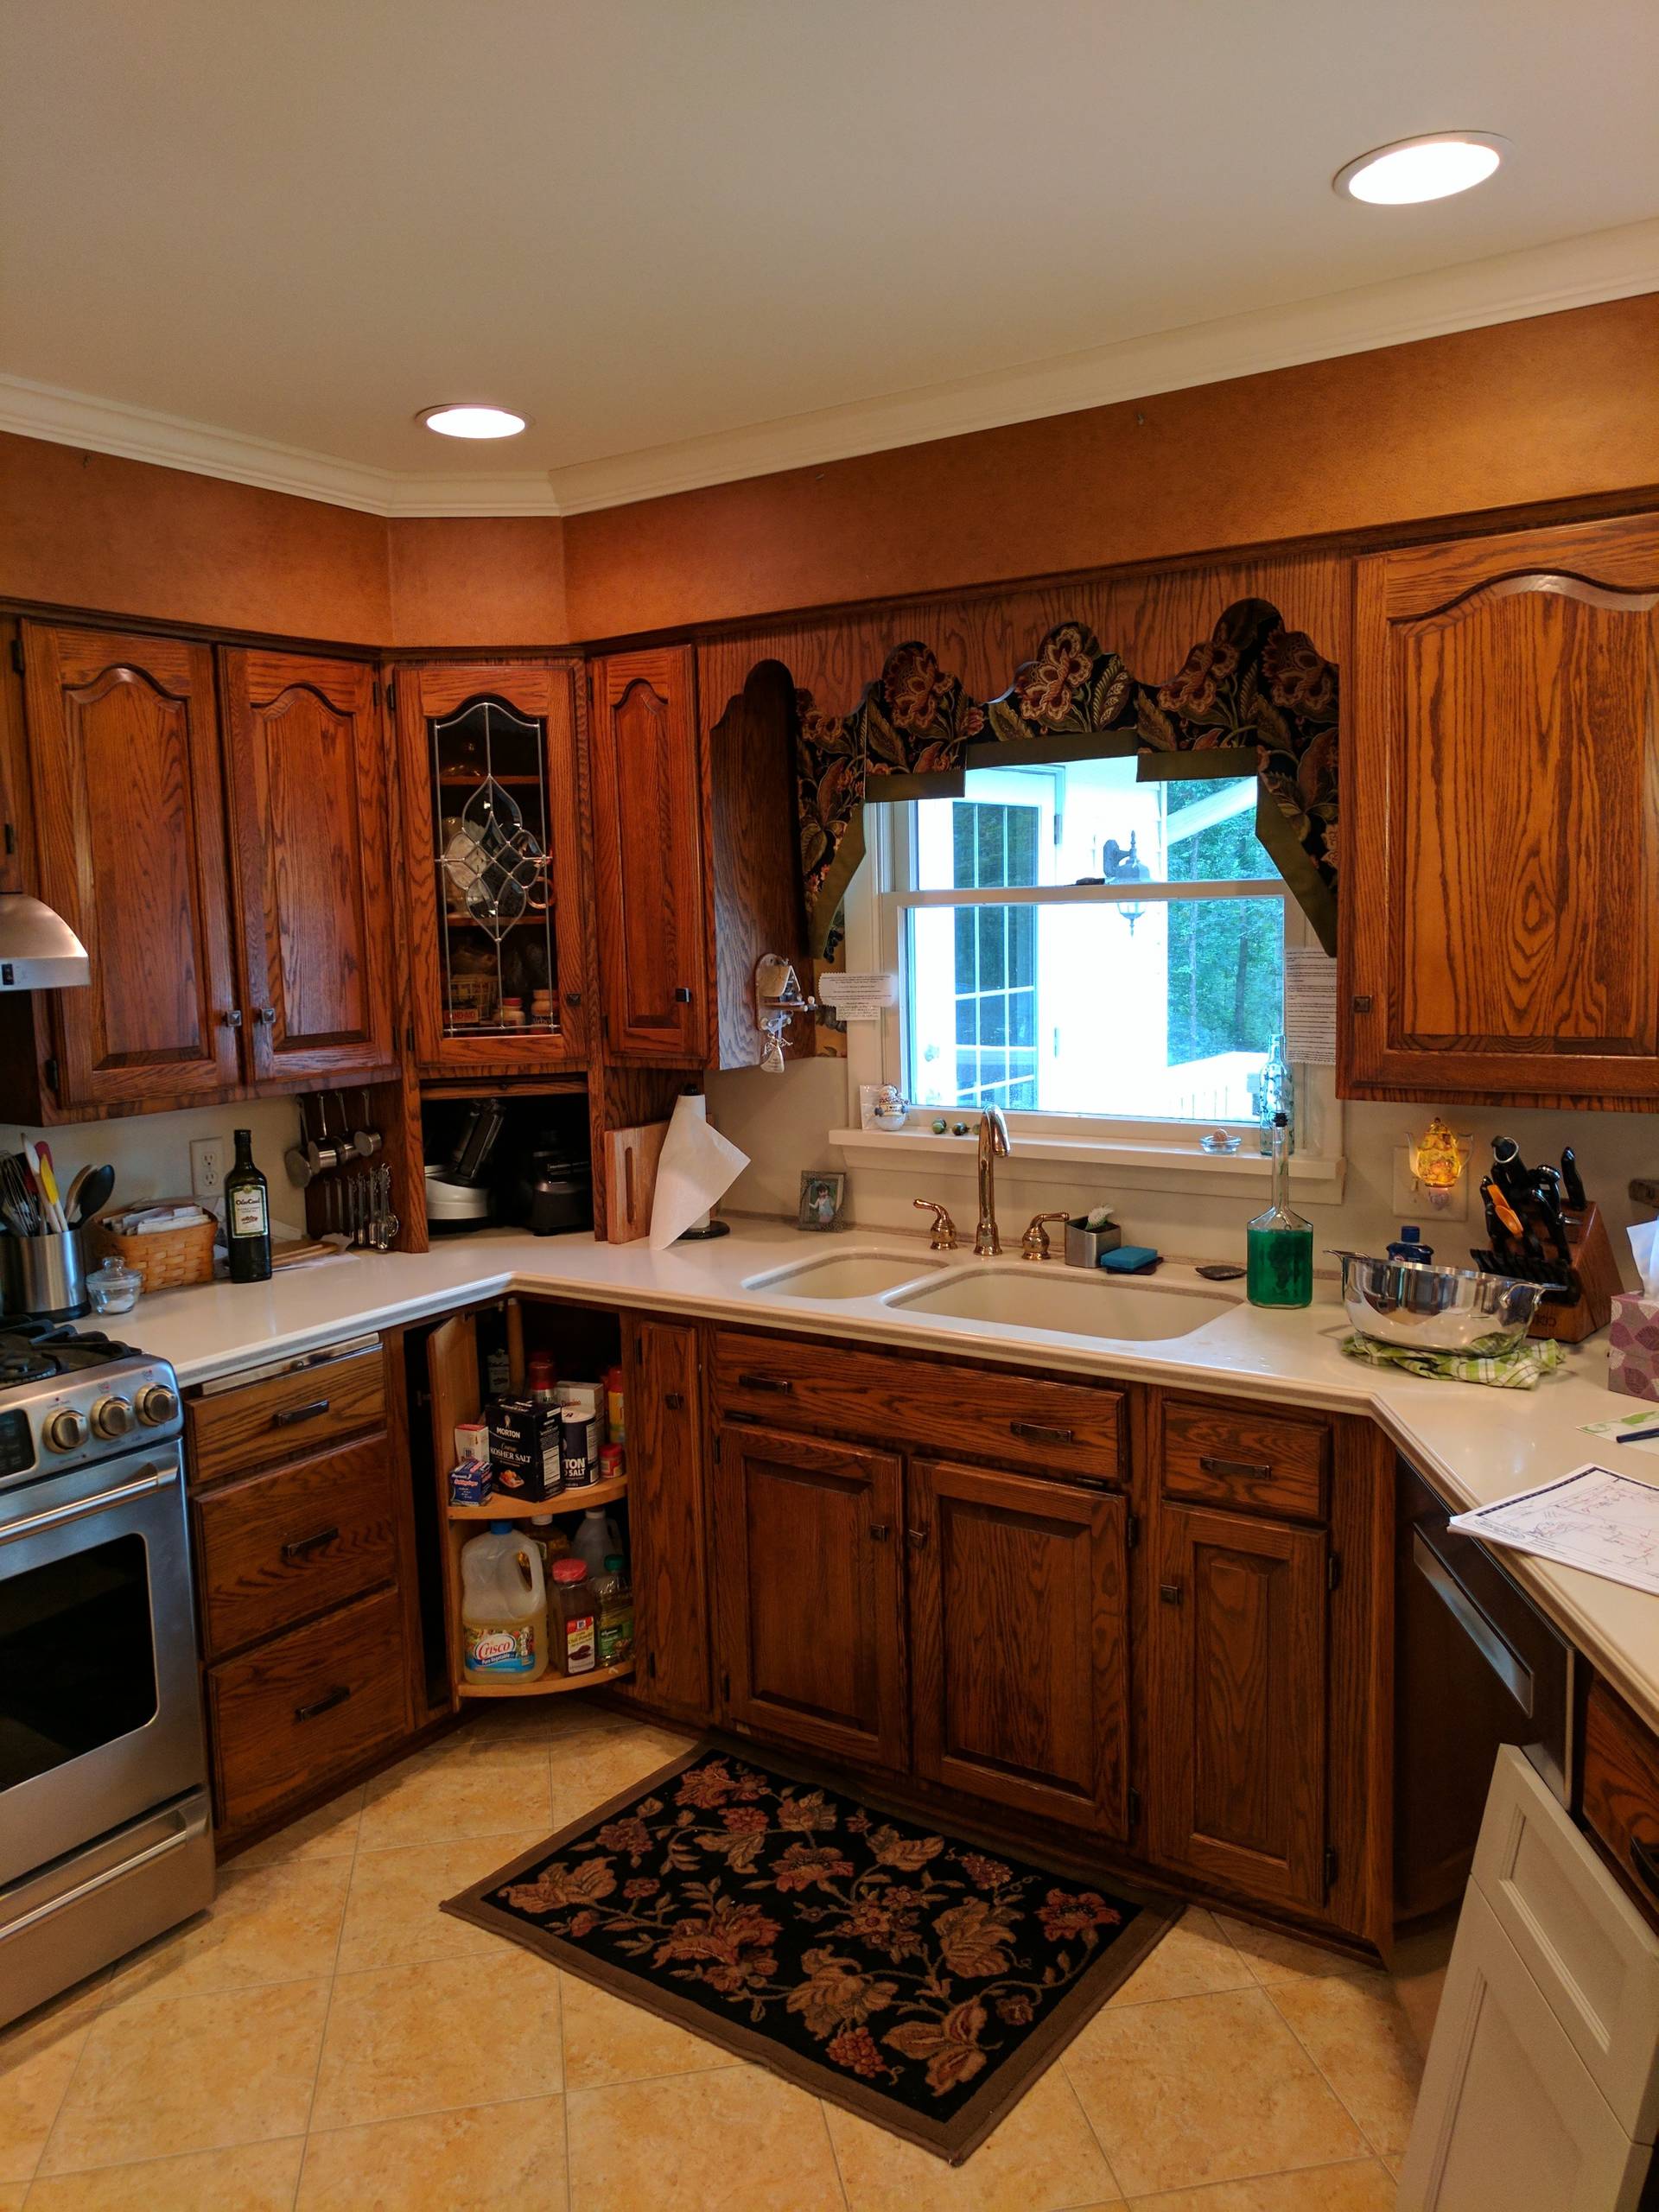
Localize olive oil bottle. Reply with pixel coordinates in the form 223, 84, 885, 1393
224, 1127, 272, 1283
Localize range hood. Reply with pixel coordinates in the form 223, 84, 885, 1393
0, 894, 90, 989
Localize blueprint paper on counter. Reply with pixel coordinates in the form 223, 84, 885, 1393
1449, 1463, 1659, 1597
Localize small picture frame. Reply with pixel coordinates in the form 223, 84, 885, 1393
798, 1171, 848, 1232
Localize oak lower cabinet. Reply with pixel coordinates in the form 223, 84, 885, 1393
1147, 1503, 1328, 1912
624, 1316, 713, 1723
713, 1423, 907, 1771
909, 1456, 1130, 1836
186, 1338, 421, 1847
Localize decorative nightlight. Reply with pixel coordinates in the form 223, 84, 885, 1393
1406, 1116, 1471, 1209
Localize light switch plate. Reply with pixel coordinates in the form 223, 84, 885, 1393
1391, 1145, 1468, 1223
190, 1136, 226, 1200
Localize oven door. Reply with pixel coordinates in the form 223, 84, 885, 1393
0, 1440, 206, 1888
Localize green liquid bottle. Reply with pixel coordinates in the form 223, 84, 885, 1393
1246, 1111, 1313, 1308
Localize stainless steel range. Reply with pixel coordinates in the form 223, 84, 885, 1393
0, 1320, 213, 2027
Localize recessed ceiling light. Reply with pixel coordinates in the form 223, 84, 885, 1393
418, 404, 530, 440
1335, 132, 1507, 206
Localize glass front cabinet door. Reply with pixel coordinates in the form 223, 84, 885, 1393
393, 661, 588, 1071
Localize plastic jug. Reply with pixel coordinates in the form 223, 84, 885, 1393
461, 1522, 548, 1684
571, 1508, 624, 1581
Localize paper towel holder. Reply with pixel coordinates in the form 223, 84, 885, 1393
754, 954, 816, 1073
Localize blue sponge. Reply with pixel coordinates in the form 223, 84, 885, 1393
1098, 1244, 1160, 1274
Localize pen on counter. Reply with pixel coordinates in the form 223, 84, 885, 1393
1612, 1425, 1659, 1446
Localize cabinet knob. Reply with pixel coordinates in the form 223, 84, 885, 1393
906, 1527, 929, 1549
869, 1523, 891, 1543
563, 990, 583, 1008
256, 1006, 276, 1027
664, 1390, 685, 1412
1159, 1582, 1184, 1605
673, 986, 693, 1004
221, 1007, 244, 1029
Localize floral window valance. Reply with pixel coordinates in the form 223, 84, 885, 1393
796, 597, 1338, 957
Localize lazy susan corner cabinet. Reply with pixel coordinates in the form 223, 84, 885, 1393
392, 659, 590, 1074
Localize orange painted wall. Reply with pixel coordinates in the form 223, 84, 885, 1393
385, 517, 568, 646
0, 431, 391, 641
563, 293, 1659, 640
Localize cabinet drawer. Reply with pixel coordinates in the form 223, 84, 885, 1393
1584, 1676, 1659, 1928
195, 1435, 397, 1659
208, 1586, 408, 1833
188, 1346, 385, 1485
1160, 1396, 1327, 1521
713, 1330, 1123, 1484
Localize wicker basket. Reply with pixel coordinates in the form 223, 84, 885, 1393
88, 1199, 218, 1293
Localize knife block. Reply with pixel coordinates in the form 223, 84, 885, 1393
1528, 1201, 1620, 1343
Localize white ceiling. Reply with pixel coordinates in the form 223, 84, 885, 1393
3, 0, 1657, 515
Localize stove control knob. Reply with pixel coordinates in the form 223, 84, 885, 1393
45, 1408, 89, 1453
92, 1395, 137, 1440
134, 1383, 181, 1427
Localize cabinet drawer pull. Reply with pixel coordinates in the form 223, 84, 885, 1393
736, 1373, 792, 1394
293, 1684, 352, 1724
1198, 1453, 1272, 1481
1632, 1838, 1659, 1898
869, 1523, 891, 1542
272, 1398, 331, 1428
663, 1391, 685, 1412
1010, 1420, 1075, 1446
1159, 1582, 1184, 1605
281, 1526, 340, 1564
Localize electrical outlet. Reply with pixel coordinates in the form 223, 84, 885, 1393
1391, 1145, 1468, 1224
190, 1136, 226, 1200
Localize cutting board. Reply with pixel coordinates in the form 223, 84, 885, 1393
603, 1120, 670, 1243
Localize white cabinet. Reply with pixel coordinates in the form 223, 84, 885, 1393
1400, 1749, 1659, 2211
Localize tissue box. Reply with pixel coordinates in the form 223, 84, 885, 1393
1609, 1293, 1659, 1402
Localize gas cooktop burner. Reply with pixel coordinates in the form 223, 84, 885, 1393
0, 1322, 142, 1388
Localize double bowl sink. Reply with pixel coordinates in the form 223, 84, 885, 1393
741, 1246, 1240, 1345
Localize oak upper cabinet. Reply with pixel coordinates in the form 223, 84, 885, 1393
908, 1456, 1130, 1836
1147, 1503, 1328, 1913
393, 660, 588, 1073
1342, 512, 1659, 1106
713, 1422, 906, 1771
219, 650, 397, 1086
624, 1317, 712, 1723
21, 622, 240, 1110
587, 646, 709, 1063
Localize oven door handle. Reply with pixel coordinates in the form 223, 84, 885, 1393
0, 1801, 207, 1944
0, 1461, 177, 1547
1412, 1524, 1535, 1716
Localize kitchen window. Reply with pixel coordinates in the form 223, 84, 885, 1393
852, 754, 1334, 1160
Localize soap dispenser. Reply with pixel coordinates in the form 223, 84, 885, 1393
1246, 1111, 1313, 1308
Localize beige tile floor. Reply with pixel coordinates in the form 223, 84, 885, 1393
1, 1703, 1420, 2209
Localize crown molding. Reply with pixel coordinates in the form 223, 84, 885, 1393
548, 218, 1659, 513
2, 219, 1656, 521
0, 374, 563, 517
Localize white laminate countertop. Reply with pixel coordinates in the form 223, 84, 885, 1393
128, 1221, 1659, 1733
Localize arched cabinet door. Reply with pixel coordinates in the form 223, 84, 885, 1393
588, 646, 709, 1063
22, 622, 240, 1109
220, 649, 396, 1086
1341, 512, 1659, 1105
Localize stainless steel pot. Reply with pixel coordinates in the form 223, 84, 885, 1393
1330, 1249, 1547, 1353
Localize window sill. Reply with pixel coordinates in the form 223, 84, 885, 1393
828, 1126, 1346, 1205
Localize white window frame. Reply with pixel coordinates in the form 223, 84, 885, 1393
831, 787, 1345, 1202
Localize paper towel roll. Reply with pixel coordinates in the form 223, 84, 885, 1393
649, 1095, 750, 1249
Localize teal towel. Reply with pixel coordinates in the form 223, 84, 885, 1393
1099, 1244, 1160, 1273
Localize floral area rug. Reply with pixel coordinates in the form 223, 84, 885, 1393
443, 1742, 1172, 2163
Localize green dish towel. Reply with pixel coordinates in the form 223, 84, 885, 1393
1340, 1331, 1567, 1389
